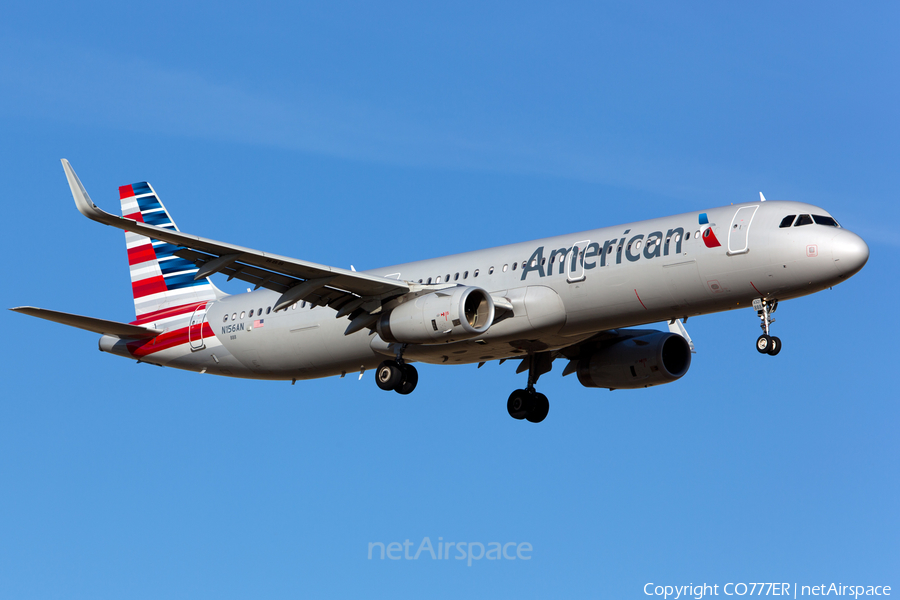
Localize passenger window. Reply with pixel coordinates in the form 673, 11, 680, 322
240, 311, 245, 319
489, 266, 494, 275
780, 215, 796, 228
418, 279, 423, 283
436, 276, 442, 283
795, 214, 813, 226
249, 309, 254, 318
463, 271, 468, 279
542, 257, 547, 265
512, 262, 518, 270
454, 273, 459, 281
232, 313, 237, 320
258, 307, 262, 315
474, 269, 479, 277
223, 314, 228, 323
813, 215, 839, 227
695, 230, 700, 239
266, 307, 271, 314
502, 264, 508, 272
292, 303, 297, 310
445, 274, 450, 282
427, 277, 432, 284
301, 301, 306, 308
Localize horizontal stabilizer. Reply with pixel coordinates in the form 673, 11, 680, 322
10, 306, 163, 339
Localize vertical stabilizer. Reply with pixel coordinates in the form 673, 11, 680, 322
120, 183, 218, 318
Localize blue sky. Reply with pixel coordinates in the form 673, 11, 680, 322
1, 2, 897, 598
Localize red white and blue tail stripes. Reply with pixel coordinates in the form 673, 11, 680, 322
120, 182, 217, 318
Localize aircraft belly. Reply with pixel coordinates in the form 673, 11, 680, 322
397, 331, 596, 366
208, 303, 384, 378
312, 317, 386, 374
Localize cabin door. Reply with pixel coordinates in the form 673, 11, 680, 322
189, 302, 209, 351
727, 205, 759, 255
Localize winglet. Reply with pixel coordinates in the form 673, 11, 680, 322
759, 192, 767, 202
62, 158, 97, 215
60, 159, 118, 225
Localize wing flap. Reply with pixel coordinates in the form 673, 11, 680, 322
11, 306, 163, 339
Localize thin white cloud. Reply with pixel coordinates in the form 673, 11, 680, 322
0, 35, 857, 210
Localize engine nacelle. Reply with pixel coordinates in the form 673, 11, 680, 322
576, 331, 691, 390
377, 287, 495, 344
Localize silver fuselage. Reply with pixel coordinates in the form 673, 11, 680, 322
101, 200, 868, 379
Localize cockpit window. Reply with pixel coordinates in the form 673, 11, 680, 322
813, 215, 840, 227
779, 215, 796, 228
795, 214, 813, 226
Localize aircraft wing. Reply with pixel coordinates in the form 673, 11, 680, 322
61, 160, 410, 315
11, 306, 163, 338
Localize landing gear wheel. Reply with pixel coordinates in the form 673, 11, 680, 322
525, 392, 550, 423
767, 336, 782, 356
375, 360, 403, 391
756, 334, 773, 354
507, 389, 531, 420
395, 364, 419, 395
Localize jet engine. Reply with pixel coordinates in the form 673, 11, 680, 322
377, 286, 495, 344
576, 331, 691, 390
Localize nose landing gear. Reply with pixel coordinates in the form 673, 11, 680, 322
753, 298, 782, 356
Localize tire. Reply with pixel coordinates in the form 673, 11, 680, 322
375, 360, 403, 391
756, 334, 772, 354
767, 336, 782, 356
525, 392, 550, 423
395, 364, 419, 395
507, 389, 531, 420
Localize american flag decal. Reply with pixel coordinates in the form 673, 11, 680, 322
254, 319, 264, 328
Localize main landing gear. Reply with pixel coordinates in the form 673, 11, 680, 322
753, 298, 782, 356
507, 352, 552, 423
507, 389, 549, 423
375, 360, 418, 394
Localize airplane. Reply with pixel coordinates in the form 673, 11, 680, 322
12, 160, 869, 423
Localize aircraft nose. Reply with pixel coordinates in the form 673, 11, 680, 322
831, 230, 869, 277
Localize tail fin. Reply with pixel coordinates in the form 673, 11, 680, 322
120, 182, 218, 318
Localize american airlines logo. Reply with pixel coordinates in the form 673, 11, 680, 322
520, 226, 689, 280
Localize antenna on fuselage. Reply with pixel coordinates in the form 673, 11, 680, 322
759, 192, 767, 202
